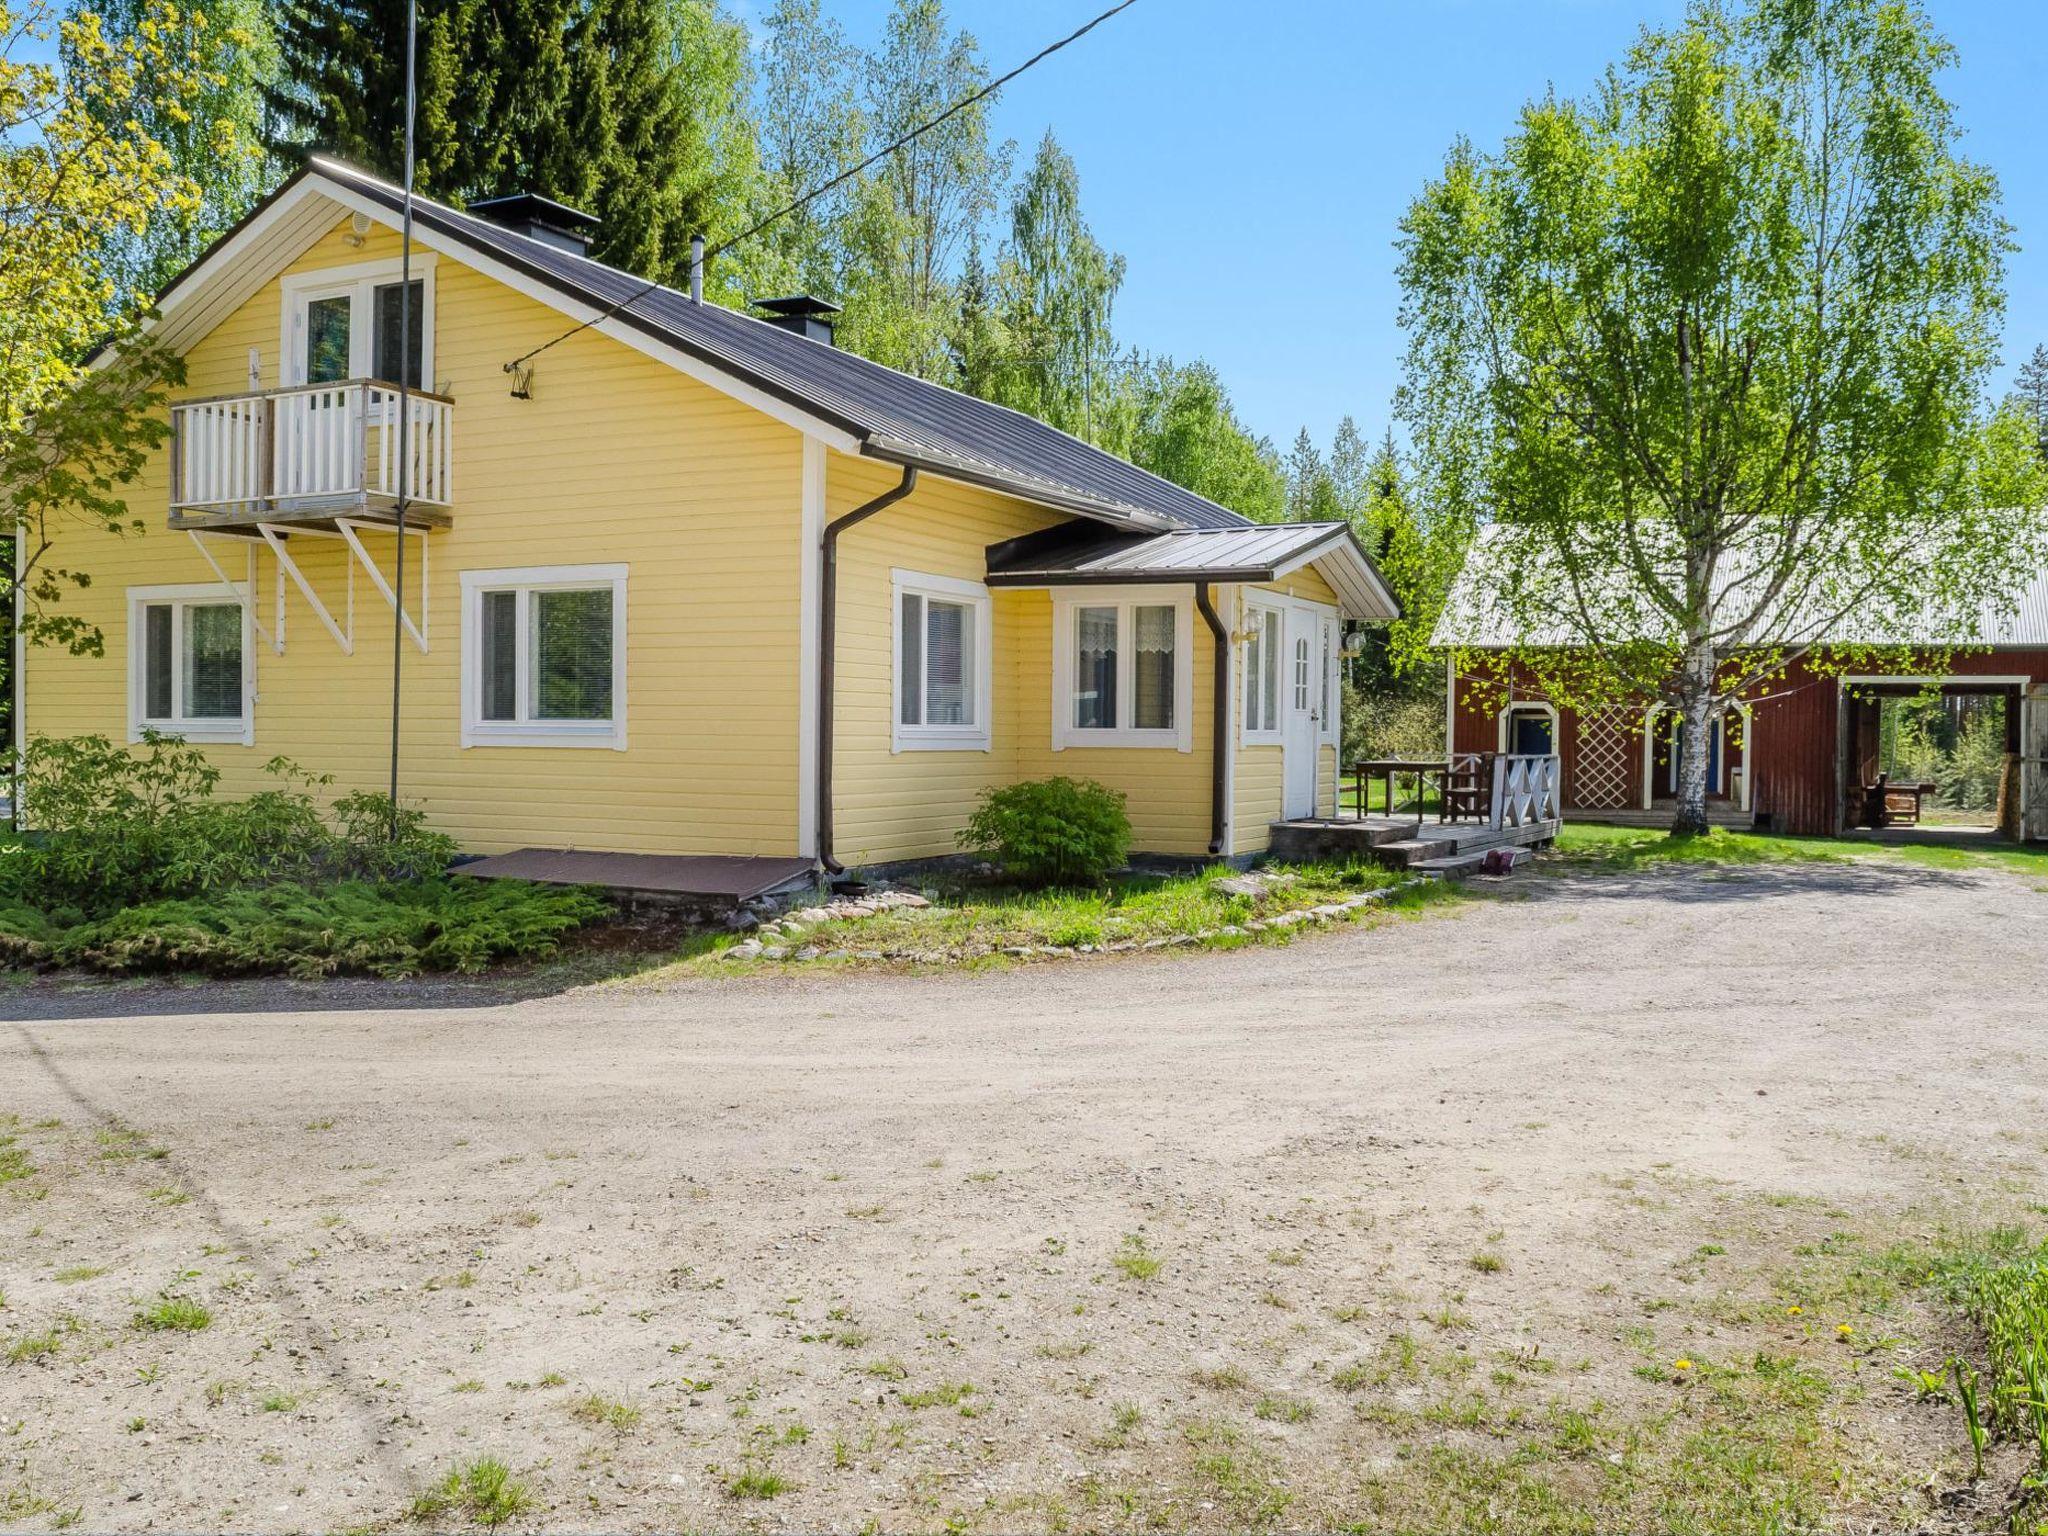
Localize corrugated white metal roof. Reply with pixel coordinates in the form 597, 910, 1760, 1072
1435, 523, 2048, 650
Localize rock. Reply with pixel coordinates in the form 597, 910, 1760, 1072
723, 909, 759, 931
728, 939, 764, 961
1213, 875, 1268, 899
760, 945, 789, 961
794, 946, 822, 961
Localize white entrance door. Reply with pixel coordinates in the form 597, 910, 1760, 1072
2024, 685, 2048, 843
1282, 604, 1319, 819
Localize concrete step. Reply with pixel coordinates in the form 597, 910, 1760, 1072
1411, 851, 1489, 877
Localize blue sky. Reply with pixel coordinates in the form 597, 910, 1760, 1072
825, 0, 2048, 457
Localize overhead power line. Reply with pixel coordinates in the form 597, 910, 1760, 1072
502, 0, 1140, 377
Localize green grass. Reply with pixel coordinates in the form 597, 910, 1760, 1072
1112, 1233, 1162, 1282
1552, 823, 1848, 870
568, 1393, 641, 1431
1929, 1230, 2048, 1515
725, 1465, 792, 1500
133, 1296, 211, 1332
682, 859, 1435, 973
408, 1457, 532, 1528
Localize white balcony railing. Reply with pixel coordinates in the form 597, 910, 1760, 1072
171, 380, 453, 520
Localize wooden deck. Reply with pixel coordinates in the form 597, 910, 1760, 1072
1269, 815, 1561, 877
458, 849, 815, 901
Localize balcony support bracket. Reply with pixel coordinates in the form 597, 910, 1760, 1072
335, 517, 429, 653
258, 522, 354, 655
185, 530, 279, 653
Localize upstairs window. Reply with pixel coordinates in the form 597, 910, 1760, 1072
282, 256, 435, 389
128, 586, 252, 744
461, 565, 628, 749
893, 571, 992, 751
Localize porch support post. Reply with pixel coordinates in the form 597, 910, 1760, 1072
1195, 582, 1229, 856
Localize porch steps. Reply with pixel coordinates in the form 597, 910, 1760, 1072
1268, 815, 1560, 877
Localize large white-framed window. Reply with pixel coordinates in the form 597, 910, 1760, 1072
1242, 599, 1284, 744
892, 569, 993, 752
460, 564, 628, 750
1051, 588, 1193, 751
127, 584, 254, 745
279, 254, 437, 389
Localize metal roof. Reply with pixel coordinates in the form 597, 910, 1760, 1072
302, 159, 1252, 533
1435, 523, 2048, 649
985, 521, 1400, 620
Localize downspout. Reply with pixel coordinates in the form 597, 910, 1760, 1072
1195, 582, 1228, 856
817, 464, 918, 874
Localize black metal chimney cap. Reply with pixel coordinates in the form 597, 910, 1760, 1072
469, 192, 601, 233
751, 294, 844, 320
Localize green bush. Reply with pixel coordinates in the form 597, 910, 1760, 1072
0, 878, 612, 979
958, 777, 1131, 887
5, 733, 456, 912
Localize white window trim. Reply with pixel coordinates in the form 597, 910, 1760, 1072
279, 253, 438, 389
891, 568, 993, 753
1496, 701, 1559, 755
460, 563, 628, 750
1242, 597, 1285, 746
127, 583, 255, 745
1051, 586, 1194, 752
1318, 613, 1341, 747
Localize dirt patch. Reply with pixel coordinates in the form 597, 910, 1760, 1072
1, 858, 2044, 1532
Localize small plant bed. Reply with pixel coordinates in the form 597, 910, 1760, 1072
1925, 1230, 2048, 1530
693, 862, 1442, 973
0, 733, 611, 978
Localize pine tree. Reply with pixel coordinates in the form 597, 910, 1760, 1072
2011, 343, 2048, 465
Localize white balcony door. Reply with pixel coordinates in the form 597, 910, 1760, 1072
1282, 603, 1320, 819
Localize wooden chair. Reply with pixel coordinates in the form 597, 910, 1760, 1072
1438, 753, 1493, 823
1859, 773, 1891, 829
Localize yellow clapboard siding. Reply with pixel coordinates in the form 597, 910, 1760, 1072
26, 219, 806, 857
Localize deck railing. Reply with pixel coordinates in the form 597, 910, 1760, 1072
1489, 753, 1562, 829
171, 380, 453, 518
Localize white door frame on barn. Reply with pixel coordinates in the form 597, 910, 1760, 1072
2024, 684, 2048, 843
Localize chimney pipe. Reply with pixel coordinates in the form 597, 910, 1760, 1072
689, 234, 704, 303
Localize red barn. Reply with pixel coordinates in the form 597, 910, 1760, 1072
1434, 540, 2048, 842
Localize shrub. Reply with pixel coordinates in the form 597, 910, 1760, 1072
5, 734, 456, 912
0, 878, 613, 979
957, 776, 1131, 887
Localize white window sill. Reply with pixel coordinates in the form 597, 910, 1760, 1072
463, 723, 624, 751
893, 728, 992, 753
133, 720, 250, 745
1055, 728, 1186, 751
1242, 730, 1283, 748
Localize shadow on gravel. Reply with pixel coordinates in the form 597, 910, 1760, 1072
1523, 855, 1976, 905
0, 965, 628, 1022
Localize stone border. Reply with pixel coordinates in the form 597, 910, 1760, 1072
714, 878, 1430, 968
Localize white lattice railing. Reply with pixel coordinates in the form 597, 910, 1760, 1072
1489, 753, 1562, 829
172, 380, 453, 516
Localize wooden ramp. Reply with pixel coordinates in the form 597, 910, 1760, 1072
1269, 816, 1560, 878
458, 849, 815, 902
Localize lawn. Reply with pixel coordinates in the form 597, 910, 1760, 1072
677, 860, 1450, 974
1552, 820, 2048, 881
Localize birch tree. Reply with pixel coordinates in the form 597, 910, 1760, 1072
1398, 0, 2046, 836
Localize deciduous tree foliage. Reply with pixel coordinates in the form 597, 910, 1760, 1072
1399, 0, 2047, 836
3, 0, 222, 663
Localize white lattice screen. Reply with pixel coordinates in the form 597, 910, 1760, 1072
1575, 708, 1633, 810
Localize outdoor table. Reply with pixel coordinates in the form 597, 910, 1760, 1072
1349, 759, 1448, 828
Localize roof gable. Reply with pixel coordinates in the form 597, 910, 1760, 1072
136, 158, 1257, 535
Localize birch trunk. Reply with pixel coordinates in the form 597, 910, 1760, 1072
1670, 642, 1717, 838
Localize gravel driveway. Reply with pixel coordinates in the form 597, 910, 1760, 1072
2, 858, 2044, 1532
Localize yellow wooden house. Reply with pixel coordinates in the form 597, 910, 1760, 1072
20, 159, 1397, 898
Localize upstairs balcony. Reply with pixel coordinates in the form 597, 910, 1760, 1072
170, 380, 454, 530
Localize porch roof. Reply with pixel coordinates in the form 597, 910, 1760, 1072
982, 521, 1400, 621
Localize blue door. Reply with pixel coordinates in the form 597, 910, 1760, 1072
1511, 710, 1554, 756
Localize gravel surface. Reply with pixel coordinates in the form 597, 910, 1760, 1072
2, 857, 2044, 1532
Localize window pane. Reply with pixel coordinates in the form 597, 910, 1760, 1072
925, 599, 974, 726
898, 592, 922, 726
1260, 611, 1280, 732
1074, 606, 1117, 729
372, 281, 425, 388
531, 587, 613, 721
1320, 624, 1333, 722
1244, 620, 1262, 732
481, 590, 518, 721
1293, 636, 1311, 711
143, 604, 173, 719
305, 295, 351, 383
183, 604, 243, 719
1132, 604, 1174, 731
